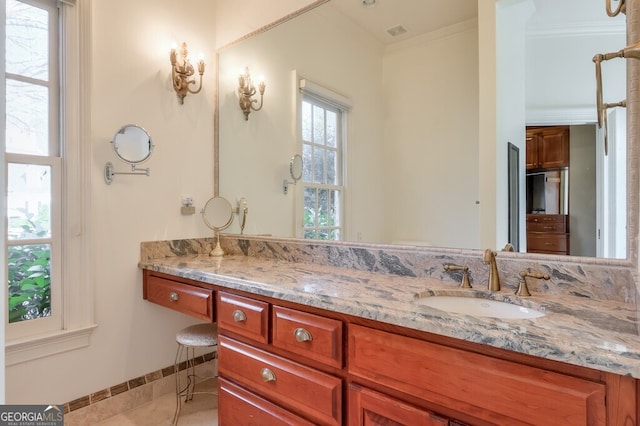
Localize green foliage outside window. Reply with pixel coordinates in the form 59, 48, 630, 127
7, 208, 51, 323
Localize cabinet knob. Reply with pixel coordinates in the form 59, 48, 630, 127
294, 327, 313, 343
260, 367, 276, 382
232, 309, 247, 322
169, 292, 179, 302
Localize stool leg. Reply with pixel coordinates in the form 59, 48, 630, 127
187, 346, 196, 402
173, 343, 184, 426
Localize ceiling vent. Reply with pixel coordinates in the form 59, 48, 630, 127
386, 25, 408, 37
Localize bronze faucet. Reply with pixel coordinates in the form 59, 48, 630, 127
516, 270, 550, 296
443, 264, 472, 288
483, 249, 500, 291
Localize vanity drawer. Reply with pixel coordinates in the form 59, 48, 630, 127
218, 378, 315, 426
219, 335, 342, 426
272, 306, 343, 368
218, 291, 269, 344
348, 325, 605, 425
527, 233, 569, 253
527, 221, 566, 233
143, 274, 213, 321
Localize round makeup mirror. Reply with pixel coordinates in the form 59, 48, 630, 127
104, 124, 154, 184
283, 154, 303, 194
202, 196, 234, 256
113, 124, 153, 164
290, 154, 303, 180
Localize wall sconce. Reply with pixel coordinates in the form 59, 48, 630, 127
169, 42, 205, 104
592, 41, 640, 154
238, 67, 266, 120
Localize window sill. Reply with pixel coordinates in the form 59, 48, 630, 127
5, 325, 97, 366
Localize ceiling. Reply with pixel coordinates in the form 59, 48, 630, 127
328, 0, 478, 45
326, 0, 624, 46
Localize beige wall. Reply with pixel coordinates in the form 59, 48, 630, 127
6, 0, 217, 404
382, 22, 479, 247
569, 125, 597, 257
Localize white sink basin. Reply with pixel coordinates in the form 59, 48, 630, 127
415, 296, 545, 319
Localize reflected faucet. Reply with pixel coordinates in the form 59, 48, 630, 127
483, 249, 500, 292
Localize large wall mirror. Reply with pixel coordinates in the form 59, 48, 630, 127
217, 0, 630, 260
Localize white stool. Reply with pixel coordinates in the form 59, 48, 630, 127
173, 323, 218, 425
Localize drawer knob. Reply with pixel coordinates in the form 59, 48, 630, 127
169, 292, 179, 302
232, 309, 247, 322
294, 327, 313, 342
260, 367, 276, 382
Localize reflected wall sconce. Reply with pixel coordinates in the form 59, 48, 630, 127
238, 67, 266, 120
169, 42, 205, 104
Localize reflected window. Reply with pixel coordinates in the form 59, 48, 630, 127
300, 94, 344, 240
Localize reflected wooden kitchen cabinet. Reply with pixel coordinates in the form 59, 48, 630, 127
526, 126, 570, 170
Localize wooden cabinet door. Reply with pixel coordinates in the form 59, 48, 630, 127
349, 384, 451, 426
525, 131, 539, 170
539, 126, 569, 169
219, 377, 315, 426
349, 325, 606, 425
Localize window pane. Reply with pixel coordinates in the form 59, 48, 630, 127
327, 149, 337, 185
328, 190, 339, 226
302, 101, 312, 142
304, 187, 317, 227
8, 163, 52, 240
318, 189, 329, 226
326, 110, 337, 148
6, 79, 49, 155
6, 0, 49, 80
8, 243, 51, 323
313, 105, 325, 145
302, 144, 313, 181
332, 190, 341, 226
313, 146, 325, 183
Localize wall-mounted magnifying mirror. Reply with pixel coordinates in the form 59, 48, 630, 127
283, 154, 303, 194
202, 196, 234, 256
104, 124, 154, 185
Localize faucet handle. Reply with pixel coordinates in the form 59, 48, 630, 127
516, 270, 550, 296
444, 264, 472, 288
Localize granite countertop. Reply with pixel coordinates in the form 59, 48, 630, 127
139, 253, 640, 379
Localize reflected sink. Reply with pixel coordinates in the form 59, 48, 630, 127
415, 296, 545, 319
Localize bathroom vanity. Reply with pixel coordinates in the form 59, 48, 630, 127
140, 238, 640, 425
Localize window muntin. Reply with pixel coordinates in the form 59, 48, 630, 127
301, 95, 344, 240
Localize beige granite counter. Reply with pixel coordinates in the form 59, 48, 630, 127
139, 237, 640, 379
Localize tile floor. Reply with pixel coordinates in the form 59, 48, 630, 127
96, 379, 218, 426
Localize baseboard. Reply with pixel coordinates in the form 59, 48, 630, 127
63, 351, 216, 423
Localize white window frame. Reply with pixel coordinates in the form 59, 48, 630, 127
4, 0, 95, 366
296, 77, 350, 241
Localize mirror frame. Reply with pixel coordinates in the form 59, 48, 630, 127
213, 0, 639, 270
112, 124, 154, 165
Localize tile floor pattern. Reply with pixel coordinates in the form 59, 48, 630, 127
96, 379, 218, 426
